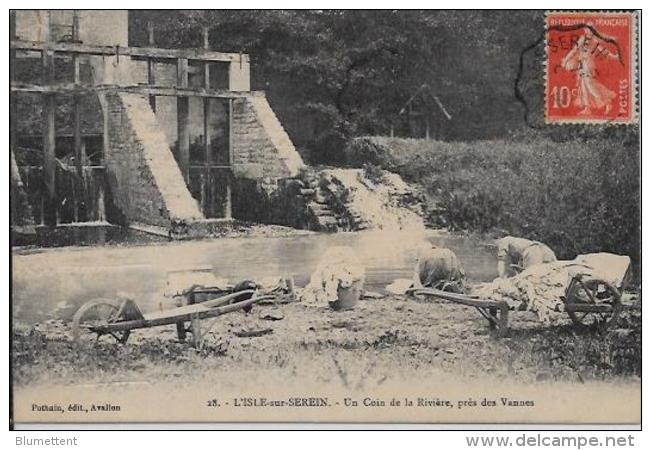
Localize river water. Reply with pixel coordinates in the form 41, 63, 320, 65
12, 228, 497, 324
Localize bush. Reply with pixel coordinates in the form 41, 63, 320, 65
361, 163, 388, 185
345, 135, 640, 278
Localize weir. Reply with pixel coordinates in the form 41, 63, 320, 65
10, 10, 304, 238
10, 10, 424, 242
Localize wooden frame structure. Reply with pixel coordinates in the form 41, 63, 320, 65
10, 19, 249, 223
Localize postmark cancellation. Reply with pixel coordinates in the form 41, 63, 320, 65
545, 11, 638, 124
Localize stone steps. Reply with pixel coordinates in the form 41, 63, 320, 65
307, 201, 334, 216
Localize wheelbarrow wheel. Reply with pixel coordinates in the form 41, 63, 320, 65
72, 300, 130, 344
565, 277, 622, 330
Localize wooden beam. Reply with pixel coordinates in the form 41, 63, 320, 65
10, 82, 253, 99
189, 164, 232, 169
88, 294, 270, 333
11, 39, 246, 63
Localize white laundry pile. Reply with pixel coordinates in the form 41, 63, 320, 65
301, 246, 366, 304
472, 253, 631, 324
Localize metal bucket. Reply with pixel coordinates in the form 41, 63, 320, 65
329, 279, 363, 310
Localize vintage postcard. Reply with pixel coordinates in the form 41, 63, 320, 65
9, 9, 641, 428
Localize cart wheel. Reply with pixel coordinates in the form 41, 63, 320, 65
565, 277, 622, 330
72, 300, 130, 344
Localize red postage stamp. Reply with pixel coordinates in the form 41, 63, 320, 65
545, 11, 637, 124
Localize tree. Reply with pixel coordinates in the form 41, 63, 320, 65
128, 11, 562, 163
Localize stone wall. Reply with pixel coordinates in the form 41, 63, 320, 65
102, 92, 203, 229
15, 10, 128, 45
232, 94, 304, 180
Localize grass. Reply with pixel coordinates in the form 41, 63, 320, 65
344, 135, 640, 278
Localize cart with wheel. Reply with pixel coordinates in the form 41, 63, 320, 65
72, 288, 274, 348
411, 269, 627, 336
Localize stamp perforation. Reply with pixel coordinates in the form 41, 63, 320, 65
543, 10, 639, 125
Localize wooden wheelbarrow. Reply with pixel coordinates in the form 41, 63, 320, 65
411, 273, 624, 336
72, 289, 274, 348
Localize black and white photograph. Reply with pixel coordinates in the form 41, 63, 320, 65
8, 8, 642, 429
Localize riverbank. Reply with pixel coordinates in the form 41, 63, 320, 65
12, 222, 314, 252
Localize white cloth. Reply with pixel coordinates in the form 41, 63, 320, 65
472, 253, 631, 324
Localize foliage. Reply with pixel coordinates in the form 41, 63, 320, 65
361, 163, 387, 185
129, 10, 542, 163
345, 134, 640, 276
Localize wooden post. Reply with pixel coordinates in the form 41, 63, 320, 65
202, 27, 211, 88
46, 11, 53, 42
190, 313, 203, 348
203, 99, 212, 216
72, 20, 84, 181
177, 57, 189, 88
498, 302, 510, 337
9, 10, 17, 40
202, 27, 210, 90
42, 50, 58, 226
176, 321, 187, 343
72, 11, 80, 41
488, 306, 497, 329
147, 22, 156, 112
10, 11, 17, 161
202, 27, 212, 217
224, 99, 233, 219
73, 96, 83, 179
43, 95, 57, 225
177, 58, 190, 182
73, 97, 85, 221
70, 16, 86, 222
